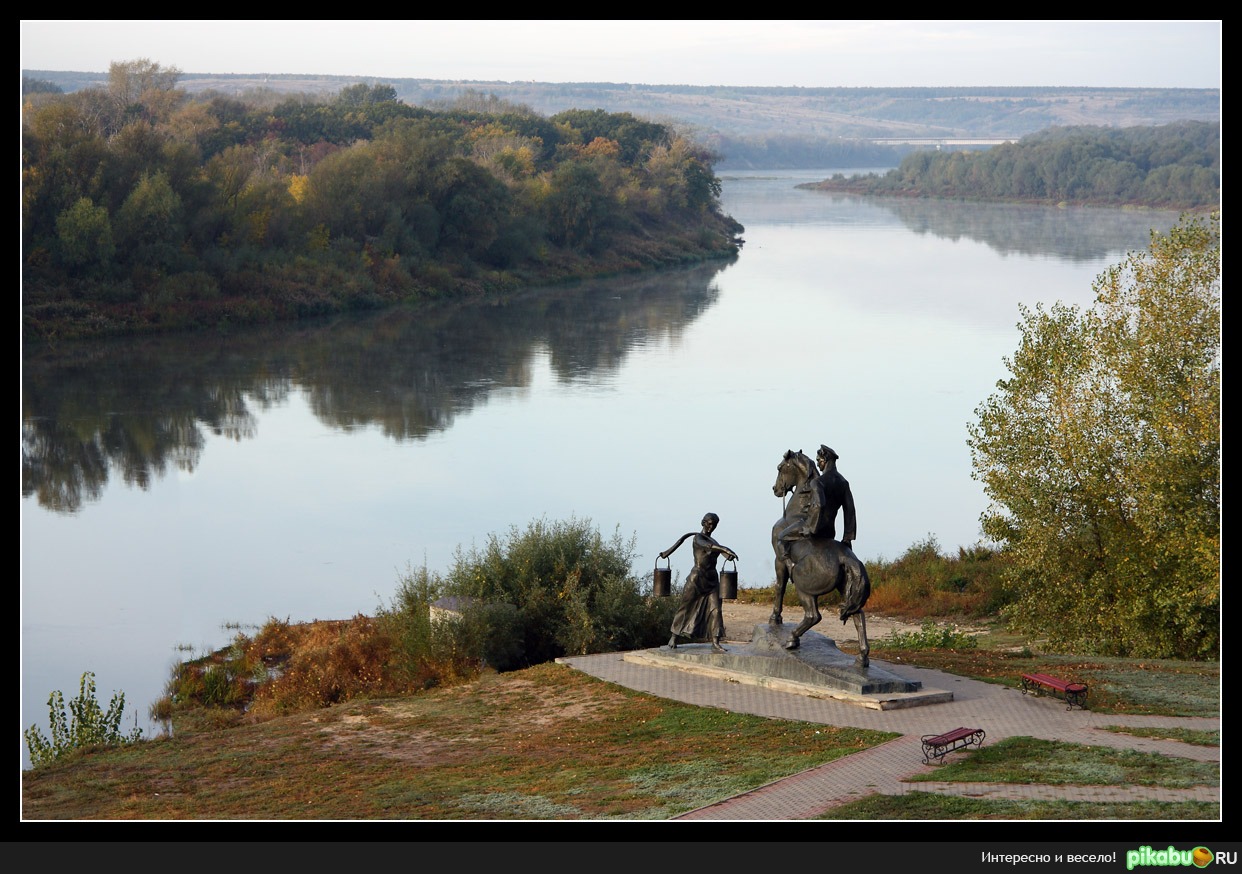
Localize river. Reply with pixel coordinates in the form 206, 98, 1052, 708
20, 169, 1184, 760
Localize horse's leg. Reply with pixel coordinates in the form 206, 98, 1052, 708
785, 590, 821, 650
852, 611, 869, 668
769, 558, 787, 626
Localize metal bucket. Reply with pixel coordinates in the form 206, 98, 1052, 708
653, 557, 671, 597
720, 560, 738, 600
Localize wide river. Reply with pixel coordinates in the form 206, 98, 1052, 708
20, 169, 1184, 758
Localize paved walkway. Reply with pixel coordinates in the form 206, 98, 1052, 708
556, 650, 1220, 820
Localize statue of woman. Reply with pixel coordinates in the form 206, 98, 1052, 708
661, 512, 738, 652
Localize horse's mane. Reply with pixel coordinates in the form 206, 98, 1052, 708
783, 449, 817, 485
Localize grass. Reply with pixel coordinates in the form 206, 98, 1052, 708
20, 663, 897, 820
904, 736, 1217, 787
1099, 725, 1219, 747
816, 794, 1218, 820
856, 647, 1219, 717
23, 557, 1219, 821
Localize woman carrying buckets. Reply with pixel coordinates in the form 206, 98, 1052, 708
659, 513, 739, 653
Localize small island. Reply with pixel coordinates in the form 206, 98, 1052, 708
799, 121, 1218, 210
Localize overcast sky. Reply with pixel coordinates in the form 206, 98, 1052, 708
21, 20, 1221, 90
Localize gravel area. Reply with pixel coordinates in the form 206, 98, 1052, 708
720, 601, 923, 644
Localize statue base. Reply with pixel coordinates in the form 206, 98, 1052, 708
623, 624, 953, 710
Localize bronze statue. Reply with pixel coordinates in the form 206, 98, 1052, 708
815, 444, 857, 546
769, 450, 871, 666
776, 444, 856, 570
661, 513, 739, 653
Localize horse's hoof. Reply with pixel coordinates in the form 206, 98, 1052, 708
768, 613, 783, 627
785, 638, 800, 650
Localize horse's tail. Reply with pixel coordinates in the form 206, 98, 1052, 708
839, 556, 870, 622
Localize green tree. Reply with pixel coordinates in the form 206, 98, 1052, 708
55, 197, 115, 270
114, 170, 187, 271
543, 160, 613, 249
336, 82, 398, 106
968, 213, 1220, 658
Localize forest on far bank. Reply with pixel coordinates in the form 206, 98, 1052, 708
21, 63, 744, 343
801, 121, 1219, 208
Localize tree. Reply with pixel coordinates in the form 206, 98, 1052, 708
336, 82, 398, 106
108, 58, 181, 107
55, 197, 115, 270
543, 160, 613, 249
114, 170, 185, 267
968, 213, 1220, 659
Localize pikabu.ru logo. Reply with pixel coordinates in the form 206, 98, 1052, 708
1127, 847, 1234, 870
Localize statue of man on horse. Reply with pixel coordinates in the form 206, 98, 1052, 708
776, 444, 856, 570
770, 447, 871, 666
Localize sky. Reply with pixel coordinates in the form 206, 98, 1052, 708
20, 20, 1221, 90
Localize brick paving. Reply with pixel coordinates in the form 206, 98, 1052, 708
556, 650, 1220, 820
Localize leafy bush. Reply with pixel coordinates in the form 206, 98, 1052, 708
378, 564, 488, 690
25, 671, 143, 768
382, 517, 672, 673
151, 519, 674, 725
876, 620, 979, 651
443, 516, 671, 663
865, 536, 1014, 620
455, 601, 527, 673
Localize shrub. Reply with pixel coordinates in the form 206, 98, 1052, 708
377, 564, 487, 690
865, 537, 1014, 620
153, 519, 674, 724
25, 671, 142, 768
876, 620, 979, 651
441, 516, 669, 663
456, 601, 527, 673
380, 518, 671, 676
247, 616, 396, 717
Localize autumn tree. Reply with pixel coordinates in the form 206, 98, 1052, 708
108, 58, 181, 107
968, 212, 1220, 658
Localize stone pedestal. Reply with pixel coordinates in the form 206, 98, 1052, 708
624, 624, 952, 710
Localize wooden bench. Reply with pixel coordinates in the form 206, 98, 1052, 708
1021, 672, 1089, 710
920, 726, 986, 764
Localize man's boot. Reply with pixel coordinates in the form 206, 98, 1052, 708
780, 545, 796, 572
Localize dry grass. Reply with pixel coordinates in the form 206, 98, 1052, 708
21, 663, 895, 820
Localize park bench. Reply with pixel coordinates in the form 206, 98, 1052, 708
920, 726, 986, 765
1021, 672, 1089, 710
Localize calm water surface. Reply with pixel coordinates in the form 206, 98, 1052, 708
20, 170, 1183, 757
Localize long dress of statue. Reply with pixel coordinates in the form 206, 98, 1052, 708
661, 513, 739, 653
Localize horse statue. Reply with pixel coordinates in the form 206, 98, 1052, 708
769, 449, 871, 667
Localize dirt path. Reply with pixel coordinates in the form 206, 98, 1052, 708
720, 600, 920, 645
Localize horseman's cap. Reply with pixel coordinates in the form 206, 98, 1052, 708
818, 445, 839, 461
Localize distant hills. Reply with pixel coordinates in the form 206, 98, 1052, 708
23, 70, 1220, 170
